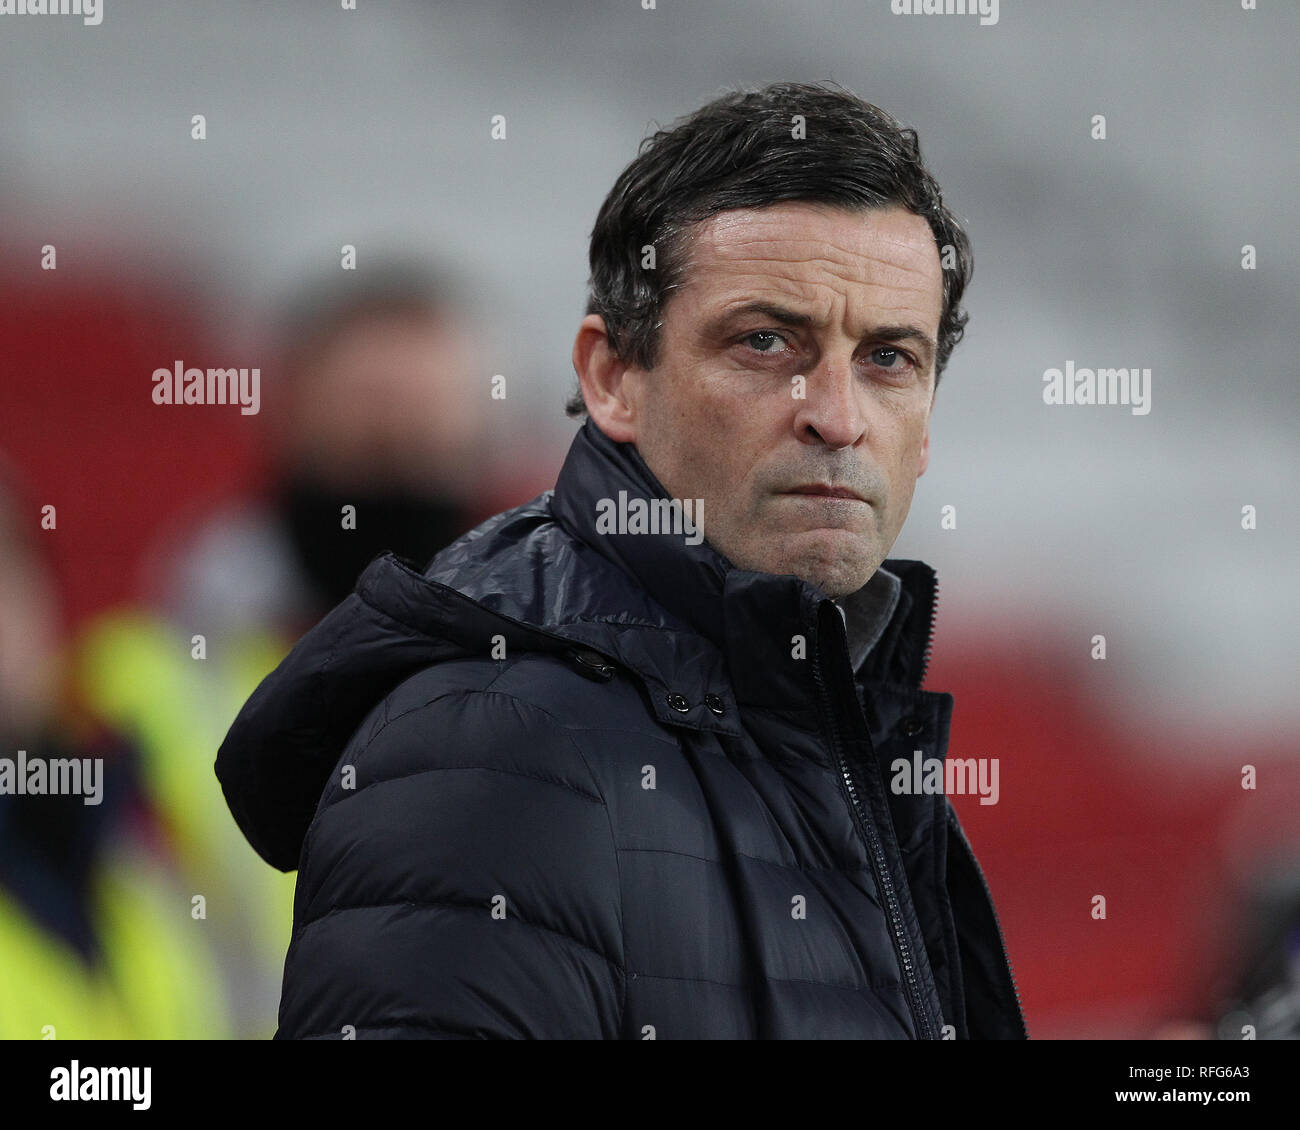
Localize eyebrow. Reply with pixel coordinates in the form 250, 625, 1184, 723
703, 300, 937, 365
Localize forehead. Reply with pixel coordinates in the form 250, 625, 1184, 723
674, 201, 944, 328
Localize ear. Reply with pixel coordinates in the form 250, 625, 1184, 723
572, 314, 638, 443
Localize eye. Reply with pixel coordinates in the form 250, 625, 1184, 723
868, 345, 916, 373
739, 329, 791, 355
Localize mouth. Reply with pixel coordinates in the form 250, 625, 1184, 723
783, 484, 868, 503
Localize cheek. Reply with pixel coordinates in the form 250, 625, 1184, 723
670, 423, 759, 525
651, 366, 746, 477
892, 396, 931, 453
879, 410, 930, 501
677, 432, 736, 501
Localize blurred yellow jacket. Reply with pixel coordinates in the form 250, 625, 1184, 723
0, 840, 231, 1039
72, 608, 298, 1039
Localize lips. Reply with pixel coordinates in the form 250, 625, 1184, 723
785, 484, 867, 502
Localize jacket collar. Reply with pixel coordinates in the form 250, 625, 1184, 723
837, 567, 903, 671
545, 420, 939, 726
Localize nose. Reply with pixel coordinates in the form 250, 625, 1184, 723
792, 358, 866, 451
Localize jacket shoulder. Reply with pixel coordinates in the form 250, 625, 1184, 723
315, 651, 623, 814
283, 651, 629, 1039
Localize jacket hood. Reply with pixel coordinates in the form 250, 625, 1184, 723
216, 419, 940, 871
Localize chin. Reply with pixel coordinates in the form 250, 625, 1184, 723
803, 568, 872, 599
775, 543, 876, 597
721, 525, 877, 593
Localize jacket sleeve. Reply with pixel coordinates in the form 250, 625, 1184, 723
277, 681, 627, 1040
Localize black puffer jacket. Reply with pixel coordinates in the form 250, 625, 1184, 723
216, 419, 1027, 1040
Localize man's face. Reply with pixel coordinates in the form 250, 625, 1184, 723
284, 313, 486, 497
610, 201, 944, 597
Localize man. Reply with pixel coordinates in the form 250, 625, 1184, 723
217, 80, 1027, 1039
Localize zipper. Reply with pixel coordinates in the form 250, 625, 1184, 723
812, 610, 937, 1040
917, 570, 939, 687
947, 808, 1029, 1038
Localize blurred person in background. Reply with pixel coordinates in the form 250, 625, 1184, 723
159, 258, 492, 635
74, 259, 492, 1036
0, 461, 229, 1038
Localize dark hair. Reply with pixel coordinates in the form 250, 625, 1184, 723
566, 80, 972, 417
